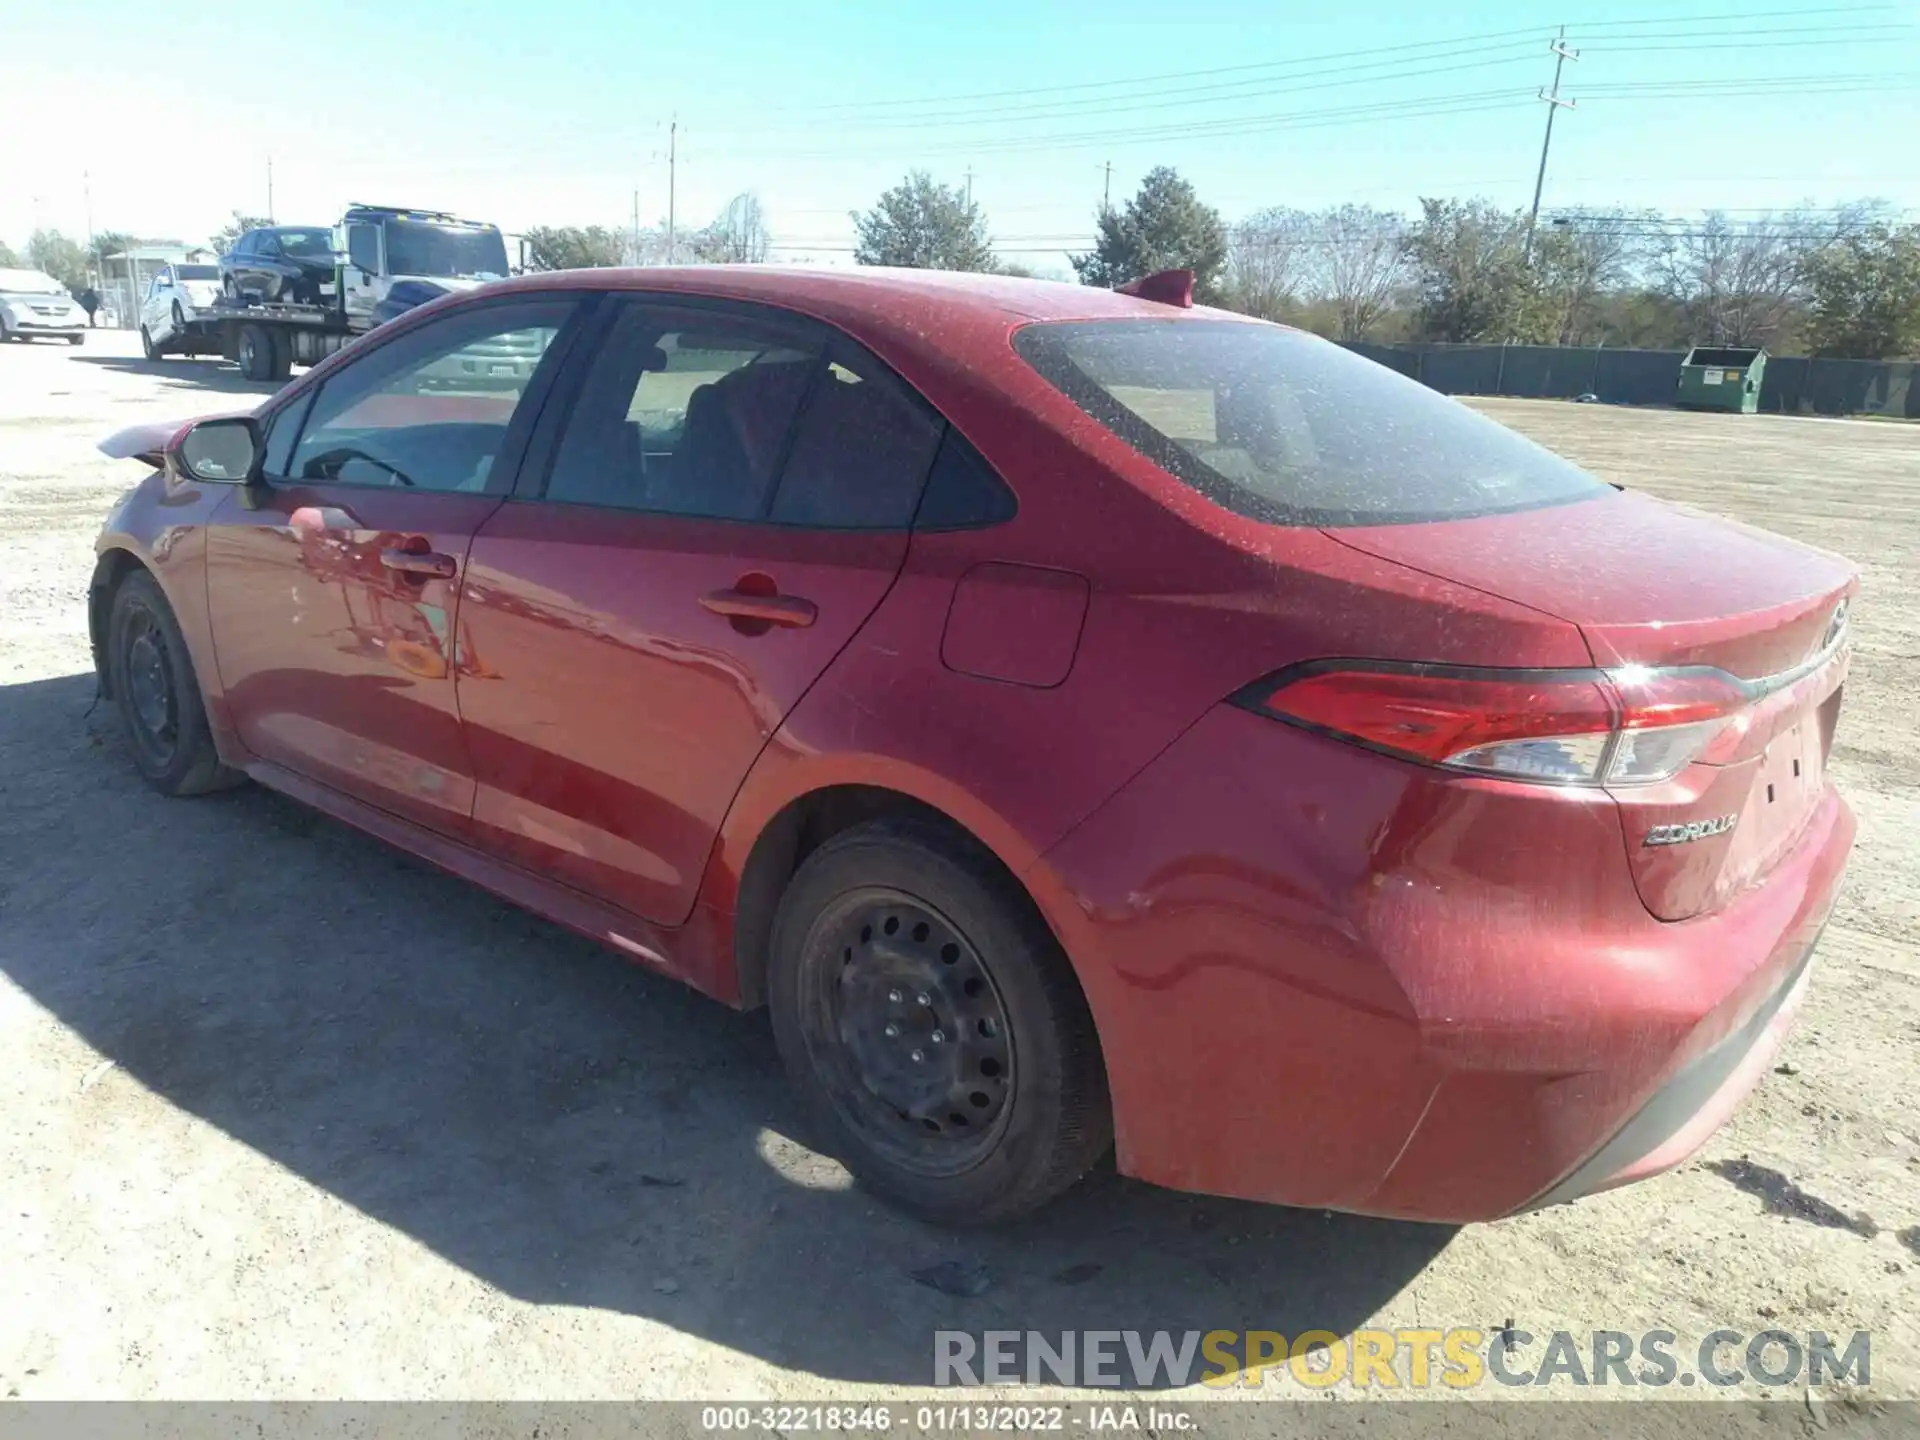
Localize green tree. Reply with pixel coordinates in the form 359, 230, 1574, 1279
25, 229, 88, 290
1406, 198, 1549, 343
88, 230, 135, 267
1073, 167, 1228, 302
852, 172, 993, 271
0, 239, 18, 267
1802, 223, 1920, 359
212, 212, 271, 254
521, 225, 627, 271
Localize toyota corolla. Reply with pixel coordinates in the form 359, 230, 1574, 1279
90, 265, 1855, 1224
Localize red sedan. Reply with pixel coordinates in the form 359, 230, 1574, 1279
92, 266, 1855, 1225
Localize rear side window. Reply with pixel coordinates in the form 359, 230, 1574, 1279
769, 356, 945, 529
545, 304, 819, 518
1013, 319, 1607, 527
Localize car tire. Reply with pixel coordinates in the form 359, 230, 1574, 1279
67, 333, 84, 346
267, 327, 294, 381
767, 816, 1111, 1225
105, 569, 246, 798
140, 325, 161, 360
236, 323, 274, 381
0, 316, 12, 342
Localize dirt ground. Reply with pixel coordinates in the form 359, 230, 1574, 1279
1, 333, 1917, 1406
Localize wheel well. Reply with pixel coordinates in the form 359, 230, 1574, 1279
732, 785, 1048, 1011
88, 550, 149, 696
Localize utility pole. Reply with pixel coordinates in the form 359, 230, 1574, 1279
964, 167, 974, 208
666, 120, 678, 264
632, 187, 641, 266
267, 155, 275, 223
84, 170, 96, 286
1102, 160, 1112, 212
1525, 26, 1577, 261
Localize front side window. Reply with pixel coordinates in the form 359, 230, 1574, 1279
1013, 319, 1609, 527
347, 226, 380, 273
546, 304, 818, 518
287, 299, 577, 493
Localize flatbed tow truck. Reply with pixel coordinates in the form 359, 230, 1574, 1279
145, 204, 514, 381
148, 289, 365, 381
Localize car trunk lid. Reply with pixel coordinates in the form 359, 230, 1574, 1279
1327, 489, 1856, 919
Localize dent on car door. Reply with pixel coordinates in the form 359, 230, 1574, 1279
201, 296, 587, 833
457, 298, 948, 925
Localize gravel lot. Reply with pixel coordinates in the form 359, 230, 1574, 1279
2, 333, 1917, 1407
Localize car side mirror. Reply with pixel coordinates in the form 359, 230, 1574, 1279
172, 416, 262, 485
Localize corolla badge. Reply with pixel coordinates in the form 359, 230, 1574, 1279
1644, 815, 1739, 847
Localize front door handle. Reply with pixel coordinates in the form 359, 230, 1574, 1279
381, 547, 458, 580
699, 588, 817, 629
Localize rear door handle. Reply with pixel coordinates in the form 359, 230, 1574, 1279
381, 548, 458, 579
699, 589, 817, 628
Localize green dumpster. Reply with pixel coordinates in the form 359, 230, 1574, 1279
1677, 346, 1766, 413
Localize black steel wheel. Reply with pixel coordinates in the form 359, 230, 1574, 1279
769, 816, 1110, 1224
802, 887, 1016, 1175
106, 570, 244, 797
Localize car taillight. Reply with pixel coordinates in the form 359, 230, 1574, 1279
1237, 663, 1749, 787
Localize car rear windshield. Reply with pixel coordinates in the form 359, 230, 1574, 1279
1012, 318, 1609, 527
177, 264, 218, 280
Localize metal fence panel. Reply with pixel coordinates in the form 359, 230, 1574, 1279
1416, 345, 1505, 395
1338, 340, 1913, 418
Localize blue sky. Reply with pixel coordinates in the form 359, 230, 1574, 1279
3, 0, 1915, 270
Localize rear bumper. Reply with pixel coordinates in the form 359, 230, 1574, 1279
1036, 703, 1855, 1223
1521, 923, 1821, 1211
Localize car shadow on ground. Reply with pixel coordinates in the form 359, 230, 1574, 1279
0, 670, 1456, 1387
68, 355, 285, 399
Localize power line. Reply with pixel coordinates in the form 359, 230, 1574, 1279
761, 5, 1896, 116
703, 22, 1897, 139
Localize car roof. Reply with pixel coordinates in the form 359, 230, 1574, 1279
486, 264, 1256, 329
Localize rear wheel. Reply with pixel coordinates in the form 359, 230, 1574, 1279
106, 570, 244, 797
236, 322, 274, 381
140, 326, 160, 359
768, 817, 1110, 1225
66, 332, 84, 346
267, 327, 293, 381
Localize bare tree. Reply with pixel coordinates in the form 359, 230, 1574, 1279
692, 193, 772, 265
1311, 204, 1410, 341
1226, 208, 1313, 321
1652, 203, 1892, 348
1533, 209, 1657, 345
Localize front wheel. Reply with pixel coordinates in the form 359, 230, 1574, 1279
768, 817, 1111, 1225
106, 570, 245, 797
67, 332, 84, 346
140, 325, 159, 360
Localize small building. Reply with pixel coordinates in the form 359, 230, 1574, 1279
98, 243, 216, 328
